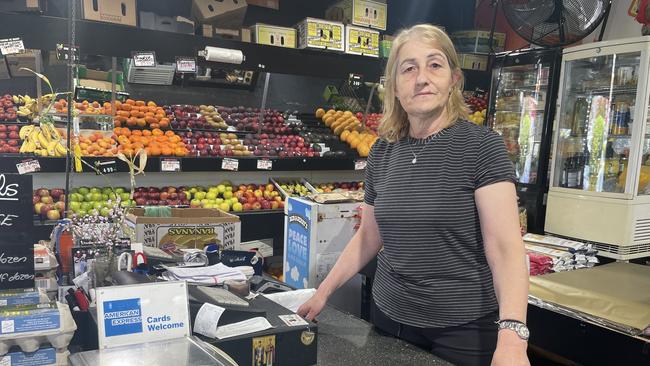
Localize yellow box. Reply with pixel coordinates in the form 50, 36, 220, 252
297, 17, 345, 52
459, 53, 489, 71
326, 0, 387, 31
345, 25, 379, 58
250, 23, 297, 48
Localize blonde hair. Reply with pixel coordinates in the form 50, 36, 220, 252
378, 24, 470, 142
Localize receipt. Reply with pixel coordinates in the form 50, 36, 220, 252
193, 303, 226, 338
215, 317, 273, 339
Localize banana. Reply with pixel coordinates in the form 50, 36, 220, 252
19, 125, 34, 140
12, 95, 19, 104
55, 142, 67, 157
46, 140, 59, 156
19, 140, 36, 153
37, 130, 49, 149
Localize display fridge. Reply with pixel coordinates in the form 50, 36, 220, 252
487, 48, 562, 234
545, 37, 650, 260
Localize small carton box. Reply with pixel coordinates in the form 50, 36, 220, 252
81, 0, 137, 27
296, 17, 345, 52
139, 11, 195, 34
451, 30, 506, 53
192, 0, 247, 28
250, 23, 296, 48
459, 53, 489, 71
125, 208, 241, 251
5, 49, 39, 77
326, 0, 387, 31
345, 25, 379, 58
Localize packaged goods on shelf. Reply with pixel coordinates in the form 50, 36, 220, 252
80, 0, 137, 27
0, 302, 76, 355
139, 12, 195, 35
124, 208, 241, 251
345, 25, 380, 58
326, 0, 387, 31
451, 30, 506, 53
250, 24, 297, 48
459, 53, 489, 71
192, 0, 247, 28
0, 347, 69, 366
296, 18, 345, 52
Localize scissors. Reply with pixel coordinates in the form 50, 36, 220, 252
118, 251, 148, 274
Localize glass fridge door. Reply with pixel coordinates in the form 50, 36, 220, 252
553, 52, 641, 194
490, 63, 550, 184
638, 99, 650, 195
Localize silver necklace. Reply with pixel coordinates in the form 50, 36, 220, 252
407, 129, 446, 164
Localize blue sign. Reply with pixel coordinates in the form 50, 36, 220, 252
285, 199, 311, 289
103, 298, 142, 337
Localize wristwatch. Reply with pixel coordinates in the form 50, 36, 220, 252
496, 319, 530, 341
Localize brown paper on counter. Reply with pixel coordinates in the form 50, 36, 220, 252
529, 262, 650, 332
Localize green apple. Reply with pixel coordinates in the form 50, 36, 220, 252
203, 203, 213, 209
115, 187, 125, 194
78, 187, 90, 195
226, 186, 233, 192
215, 198, 224, 205
223, 191, 233, 199
70, 193, 81, 202
76, 209, 87, 217
217, 184, 226, 194
84, 193, 94, 202
200, 199, 209, 206
206, 191, 217, 200
232, 202, 243, 212
107, 193, 117, 201
102, 188, 113, 195
120, 193, 131, 202
92, 193, 102, 202
190, 199, 201, 207
219, 180, 232, 187
93, 202, 103, 210
189, 187, 198, 194
100, 207, 111, 217
120, 201, 130, 208
194, 191, 206, 200
90, 187, 101, 194
81, 202, 93, 211
69, 201, 81, 211
218, 202, 231, 211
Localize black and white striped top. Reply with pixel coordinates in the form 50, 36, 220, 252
365, 120, 516, 328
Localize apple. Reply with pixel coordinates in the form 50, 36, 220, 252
46, 209, 61, 220
69, 201, 81, 211
232, 202, 243, 212
223, 191, 233, 199
261, 200, 271, 210
34, 202, 44, 215
40, 196, 53, 204
160, 192, 169, 200
271, 201, 279, 210
218, 202, 231, 212
252, 202, 262, 210
40, 204, 53, 216
190, 199, 201, 207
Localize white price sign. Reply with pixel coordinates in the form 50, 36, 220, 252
0, 38, 24, 56
257, 159, 272, 170
222, 158, 239, 171
175, 57, 197, 73
161, 158, 181, 172
16, 160, 41, 175
132, 51, 156, 67
354, 159, 367, 170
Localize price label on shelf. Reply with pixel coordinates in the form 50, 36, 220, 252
222, 158, 239, 171
161, 158, 182, 172
0, 38, 24, 56
16, 159, 40, 175
95, 160, 117, 175
175, 57, 197, 73
132, 51, 156, 67
257, 159, 272, 170
354, 159, 367, 171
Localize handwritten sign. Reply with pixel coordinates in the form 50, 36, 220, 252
16, 159, 40, 174
257, 159, 272, 170
222, 158, 239, 171
95, 160, 117, 175
175, 57, 197, 73
354, 159, 367, 170
0, 174, 34, 289
0, 38, 24, 56
160, 158, 181, 172
132, 51, 156, 67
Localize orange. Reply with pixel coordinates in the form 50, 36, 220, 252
174, 147, 186, 157
142, 130, 152, 137
158, 120, 169, 129
145, 117, 157, 125
147, 101, 157, 107
126, 117, 137, 127
136, 118, 147, 128
148, 147, 161, 156
131, 130, 142, 136
125, 99, 136, 106
161, 147, 173, 156
135, 100, 145, 107
113, 127, 122, 135
121, 128, 131, 136
114, 119, 122, 127
121, 103, 132, 111
150, 123, 160, 129
152, 129, 163, 136
164, 130, 175, 137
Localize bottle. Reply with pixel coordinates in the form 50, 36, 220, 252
572, 98, 588, 136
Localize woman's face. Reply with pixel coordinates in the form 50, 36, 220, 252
395, 39, 458, 119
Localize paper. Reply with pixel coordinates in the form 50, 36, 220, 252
278, 314, 308, 327
162, 263, 246, 285
257, 159, 272, 170
193, 303, 226, 338
263, 289, 316, 313
222, 158, 239, 171
354, 159, 367, 170
215, 317, 273, 339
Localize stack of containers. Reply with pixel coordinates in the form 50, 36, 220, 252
0, 287, 76, 365
325, 0, 386, 58
33, 243, 59, 301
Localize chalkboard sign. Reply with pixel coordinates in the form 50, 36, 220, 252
0, 174, 34, 289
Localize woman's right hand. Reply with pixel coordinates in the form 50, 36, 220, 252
297, 292, 328, 321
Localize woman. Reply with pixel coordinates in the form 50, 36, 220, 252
297, 24, 530, 366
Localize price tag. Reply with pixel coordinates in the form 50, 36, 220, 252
0, 38, 24, 56
161, 158, 181, 172
16, 159, 40, 174
257, 159, 272, 170
56, 44, 80, 62
222, 158, 239, 171
175, 57, 197, 73
132, 51, 156, 67
95, 160, 117, 175
354, 159, 367, 170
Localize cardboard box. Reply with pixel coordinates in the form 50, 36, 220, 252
246, 0, 279, 10
0, 0, 46, 13
345, 25, 379, 58
125, 208, 241, 250
192, 0, 247, 29
459, 53, 489, 71
201, 23, 213, 37
81, 0, 137, 27
326, 0, 387, 31
297, 17, 345, 52
5, 49, 39, 77
250, 24, 296, 48
451, 30, 506, 53
240, 28, 251, 42
139, 11, 195, 34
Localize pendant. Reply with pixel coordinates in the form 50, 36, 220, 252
412, 157, 417, 164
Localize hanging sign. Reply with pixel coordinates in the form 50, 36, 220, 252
16, 159, 40, 175
175, 57, 197, 73
0, 38, 24, 56
132, 51, 156, 67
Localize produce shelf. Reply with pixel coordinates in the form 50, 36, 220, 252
0, 12, 384, 81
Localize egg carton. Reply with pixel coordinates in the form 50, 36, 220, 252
0, 288, 49, 307
34, 244, 58, 272
0, 347, 69, 366
0, 302, 76, 355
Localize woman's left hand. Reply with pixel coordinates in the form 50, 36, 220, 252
491, 332, 530, 366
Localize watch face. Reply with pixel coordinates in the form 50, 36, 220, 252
517, 324, 530, 338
